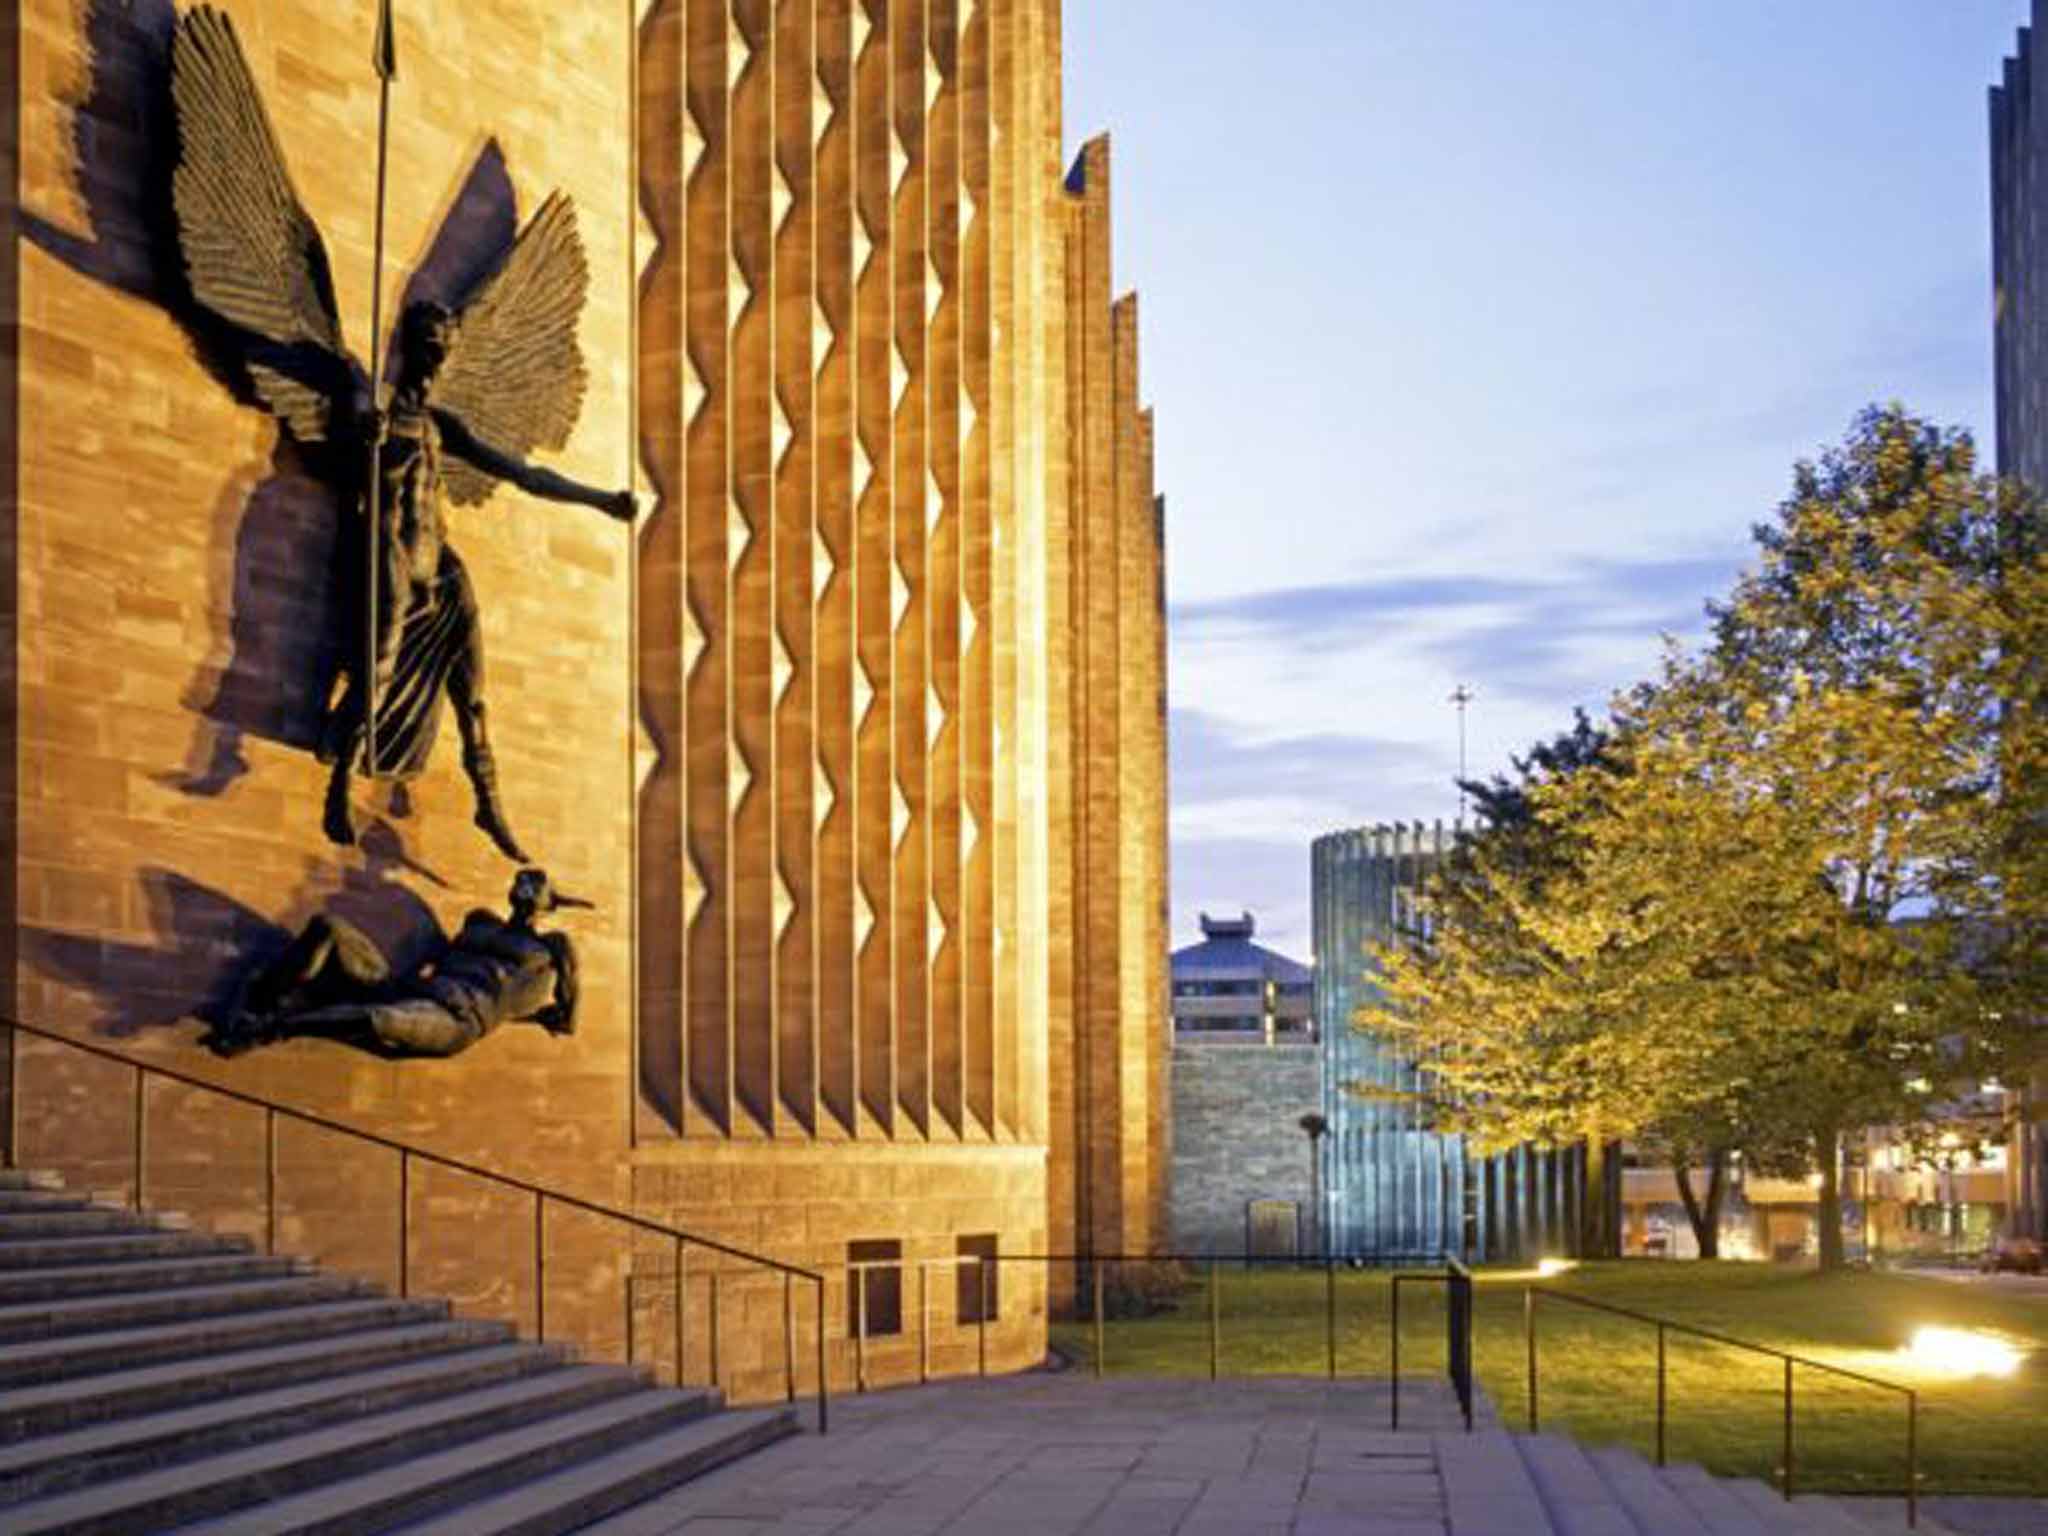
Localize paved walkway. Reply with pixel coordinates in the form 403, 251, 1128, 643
1898, 1497, 2048, 1536
595, 1375, 1482, 1535
591, 1373, 2048, 1536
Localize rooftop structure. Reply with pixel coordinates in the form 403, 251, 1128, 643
1170, 912, 1315, 1045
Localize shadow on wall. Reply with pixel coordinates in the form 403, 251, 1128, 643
21, 823, 449, 1041
23, 0, 522, 807
632, 0, 684, 1135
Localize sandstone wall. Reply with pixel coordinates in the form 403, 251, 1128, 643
0, 0, 1112, 1399
1047, 133, 1168, 1270
7, 0, 637, 1344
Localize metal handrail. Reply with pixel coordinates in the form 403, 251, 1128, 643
1388, 1255, 1475, 1432
844, 1255, 998, 1392
1525, 1285, 1916, 1528
844, 1251, 1355, 1390
1, 1018, 829, 1433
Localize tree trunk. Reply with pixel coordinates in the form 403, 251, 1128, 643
1815, 1126, 1845, 1271
1674, 1148, 1728, 1259
1579, 1139, 1620, 1259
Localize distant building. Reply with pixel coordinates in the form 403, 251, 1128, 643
1314, 823, 1608, 1262
1991, 3, 2048, 1245
1170, 913, 1314, 1045
1167, 914, 1321, 1256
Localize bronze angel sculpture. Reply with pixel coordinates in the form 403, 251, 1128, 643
168, 6, 634, 862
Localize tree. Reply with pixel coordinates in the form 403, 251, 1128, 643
1580, 408, 2037, 1266
1360, 714, 1634, 1258
1367, 408, 2041, 1269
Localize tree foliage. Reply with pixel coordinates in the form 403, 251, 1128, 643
1362, 407, 2043, 1267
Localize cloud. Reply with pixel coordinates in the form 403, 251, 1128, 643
1168, 710, 1462, 958
1165, 553, 1742, 957
1169, 552, 1733, 762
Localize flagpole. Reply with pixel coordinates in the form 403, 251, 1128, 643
364, 0, 399, 780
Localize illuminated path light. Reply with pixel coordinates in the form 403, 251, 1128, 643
1899, 1325, 2026, 1379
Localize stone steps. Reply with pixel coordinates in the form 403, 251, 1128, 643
0, 1172, 65, 1193
1659, 1459, 1778, 1533
173, 1390, 745, 1536
0, 1193, 98, 1215
1486, 1432, 1961, 1536
0, 1207, 173, 1239
0, 1168, 800, 1532
360, 1405, 796, 1536
0, 1296, 456, 1388
1435, 1428, 1554, 1536
0, 1231, 253, 1271
0, 1272, 378, 1344
0, 1253, 310, 1306
7, 1365, 664, 1533
1514, 1433, 1641, 1536
0, 1319, 522, 1441
0, 1342, 563, 1505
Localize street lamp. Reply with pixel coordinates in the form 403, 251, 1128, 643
1299, 1113, 1329, 1260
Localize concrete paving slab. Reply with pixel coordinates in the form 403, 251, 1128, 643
586, 1373, 1473, 1535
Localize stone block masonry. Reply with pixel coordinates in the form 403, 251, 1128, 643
2, 0, 1167, 1396
1170, 1043, 1321, 1257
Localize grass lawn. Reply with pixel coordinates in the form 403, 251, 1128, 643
1046, 1261, 2048, 1496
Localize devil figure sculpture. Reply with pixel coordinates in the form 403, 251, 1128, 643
207, 869, 593, 1060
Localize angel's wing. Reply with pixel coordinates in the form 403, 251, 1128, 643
170, 5, 361, 445
434, 194, 591, 507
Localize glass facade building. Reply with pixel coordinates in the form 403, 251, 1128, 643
1313, 823, 1597, 1262
1992, 3, 2048, 1243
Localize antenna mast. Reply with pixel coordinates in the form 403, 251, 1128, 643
1449, 684, 1474, 822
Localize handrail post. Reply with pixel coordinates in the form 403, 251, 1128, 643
6, 1024, 19, 1169
673, 1237, 686, 1387
1463, 1269, 1476, 1432
709, 1271, 721, 1389
1526, 1288, 1538, 1432
1655, 1322, 1667, 1466
533, 1191, 545, 1343
1207, 1258, 1219, 1381
625, 1270, 636, 1369
784, 1271, 796, 1404
1093, 1260, 1106, 1380
398, 1149, 410, 1298
263, 1107, 277, 1256
132, 1064, 146, 1211
1781, 1356, 1794, 1501
1892, 1392, 1908, 1531
856, 1265, 869, 1393
1325, 1256, 1336, 1381
815, 1277, 829, 1433
1390, 1277, 1402, 1430
919, 1262, 929, 1385
977, 1258, 989, 1378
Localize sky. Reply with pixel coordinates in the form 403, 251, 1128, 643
1062, 0, 2032, 961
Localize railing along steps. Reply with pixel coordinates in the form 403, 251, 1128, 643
0, 1171, 797, 1533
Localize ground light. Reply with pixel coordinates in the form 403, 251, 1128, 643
1475, 1256, 1582, 1282
1898, 1325, 2026, 1379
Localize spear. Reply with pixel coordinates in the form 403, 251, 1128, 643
363, 0, 399, 779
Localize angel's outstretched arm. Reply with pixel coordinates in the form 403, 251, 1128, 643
435, 409, 635, 521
